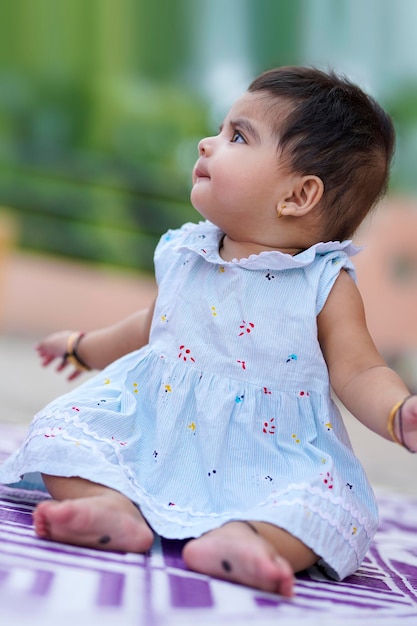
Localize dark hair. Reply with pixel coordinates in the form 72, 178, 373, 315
248, 66, 395, 241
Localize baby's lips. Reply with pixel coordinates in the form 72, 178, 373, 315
193, 160, 210, 180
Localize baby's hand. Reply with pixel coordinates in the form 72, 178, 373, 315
35, 330, 82, 381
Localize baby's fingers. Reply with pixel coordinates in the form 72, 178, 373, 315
56, 357, 70, 373
67, 369, 82, 382
38, 353, 57, 368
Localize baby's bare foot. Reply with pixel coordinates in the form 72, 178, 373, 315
182, 521, 295, 597
33, 494, 153, 552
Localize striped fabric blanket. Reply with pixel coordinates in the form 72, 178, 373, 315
1, 423, 416, 625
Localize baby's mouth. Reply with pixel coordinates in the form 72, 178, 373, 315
194, 168, 210, 181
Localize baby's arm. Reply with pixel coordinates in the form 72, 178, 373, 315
318, 270, 417, 452
36, 297, 156, 380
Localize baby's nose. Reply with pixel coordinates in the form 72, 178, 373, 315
198, 137, 207, 155
198, 136, 214, 156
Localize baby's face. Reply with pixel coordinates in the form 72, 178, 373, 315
190, 92, 295, 242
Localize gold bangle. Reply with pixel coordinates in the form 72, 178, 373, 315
65, 331, 91, 372
387, 399, 405, 446
387, 396, 414, 451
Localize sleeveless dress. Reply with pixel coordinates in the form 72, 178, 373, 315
0, 220, 378, 580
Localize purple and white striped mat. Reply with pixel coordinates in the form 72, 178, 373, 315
1, 424, 416, 625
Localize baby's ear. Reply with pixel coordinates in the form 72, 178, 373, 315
279, 175, 324, 218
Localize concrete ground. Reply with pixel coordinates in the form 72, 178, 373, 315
0, 250, 416, 496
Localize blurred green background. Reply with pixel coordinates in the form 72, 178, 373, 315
1, 0, 417, 272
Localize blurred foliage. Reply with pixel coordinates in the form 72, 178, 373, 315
0, 71, 209, 270
0, 0, 213, 271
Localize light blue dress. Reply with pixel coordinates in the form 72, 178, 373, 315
0, 221, 378, 580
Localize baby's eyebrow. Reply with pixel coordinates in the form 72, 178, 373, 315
219, 118, 261, 142
231, 117, 261, 142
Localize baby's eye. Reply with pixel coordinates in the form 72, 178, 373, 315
231, 130, 245, 144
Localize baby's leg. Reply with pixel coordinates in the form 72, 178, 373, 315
182, 521, 317, 597
33, 475, 154, 552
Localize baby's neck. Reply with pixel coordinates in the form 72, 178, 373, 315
219, 236, 305, 262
